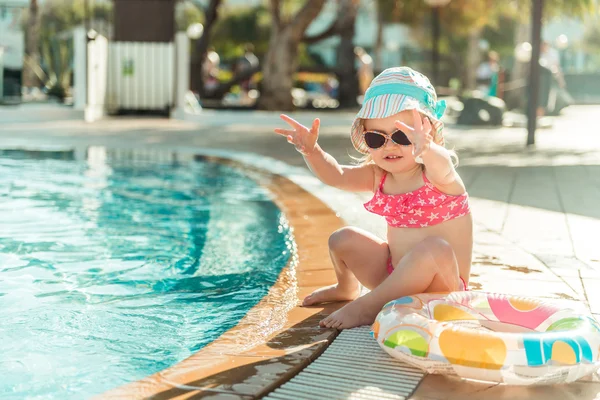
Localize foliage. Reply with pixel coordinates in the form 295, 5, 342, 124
481, 15, 517, 62
176, 1, 204, 32
372, 0, 425, 25
519, 0, 597, 21
583, 16, 600, 51
22, 0, 112, 92
210, 5, 271, 60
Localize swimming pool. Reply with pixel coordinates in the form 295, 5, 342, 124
0, 150, 292, 399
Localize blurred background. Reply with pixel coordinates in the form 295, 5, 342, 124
0, 0, 599, 125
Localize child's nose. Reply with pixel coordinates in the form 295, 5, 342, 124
384, 137, 400, 148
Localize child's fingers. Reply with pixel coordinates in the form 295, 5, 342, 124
287, 135, 294, 144
397, 121, 417, 142
280, 114, 304, 130
394, 120, 413, 131
405, 130, 417, 144
311, 118, 320, 134
422, 117, 432, 133
412, 109, 423, 131
274, 128, 294, 137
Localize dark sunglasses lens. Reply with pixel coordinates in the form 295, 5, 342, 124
364, 132, 386, 149
391, 130, 411, 145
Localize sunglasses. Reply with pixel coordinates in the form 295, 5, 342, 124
363, 129, 412, 149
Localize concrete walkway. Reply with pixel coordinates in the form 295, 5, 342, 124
1, 104, 600, 398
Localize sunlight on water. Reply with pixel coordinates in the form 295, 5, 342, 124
0, 149, 291, 399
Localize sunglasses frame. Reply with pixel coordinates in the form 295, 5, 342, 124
362, 128, 412, 149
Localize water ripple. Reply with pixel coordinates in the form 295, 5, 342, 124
0, 156, 292, 399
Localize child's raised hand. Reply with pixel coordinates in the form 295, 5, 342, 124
275, 114, 320, 156
395, 109, 433, 159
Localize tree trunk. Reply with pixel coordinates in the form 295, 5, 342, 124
24, 0, 40, 88
258, 0, 326, 111
464, 28, 481, 90
258, 28, 298, 110
336, 0, 360, 109
191, 0, 222, 97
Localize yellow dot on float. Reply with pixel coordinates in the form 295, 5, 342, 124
439, 329, 507, 369
433, 304, 477, 322
550, 341, 578, 365
508, 297, 539, 312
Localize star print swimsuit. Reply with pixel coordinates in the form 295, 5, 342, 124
363, 170, 471, 289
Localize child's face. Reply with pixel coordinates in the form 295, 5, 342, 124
363, 110, 419, 172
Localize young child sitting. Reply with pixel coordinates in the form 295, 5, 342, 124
274, 67, 473, 330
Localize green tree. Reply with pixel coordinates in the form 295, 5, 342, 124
257, 0, 327, 111
584, 18, 600, 51
582, 15, 600, 68
176, 0, 204, 32
210, 4, 271, 60
395, 0, 595, 89
22, 0, 112, 95
188, 0, 222, 96
330, 0, 360, 108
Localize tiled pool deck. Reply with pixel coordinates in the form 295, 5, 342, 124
2, 104, 600, 399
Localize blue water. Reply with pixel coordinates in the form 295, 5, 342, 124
0, 153, 292, 399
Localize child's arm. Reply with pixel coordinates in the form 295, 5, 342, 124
275, 114, 375, 192
302, 144, 375, 191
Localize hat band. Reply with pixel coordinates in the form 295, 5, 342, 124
363, 83, 447, 119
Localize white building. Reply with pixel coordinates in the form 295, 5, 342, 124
0, 0, 27, 101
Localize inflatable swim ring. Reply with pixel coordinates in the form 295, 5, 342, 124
372, 291, 600, 385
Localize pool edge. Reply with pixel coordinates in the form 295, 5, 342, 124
98, 155, 348, 399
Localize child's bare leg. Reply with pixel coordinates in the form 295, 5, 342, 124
302, 226, 390, 306
320, 236, 460, 329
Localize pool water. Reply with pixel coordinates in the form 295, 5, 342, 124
0, 152, 292, 399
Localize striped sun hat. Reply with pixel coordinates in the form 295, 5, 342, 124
350, 66, 447, 155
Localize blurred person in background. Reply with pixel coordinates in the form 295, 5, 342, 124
476, 51, 503, 98
235, 43, 260, 105
202, 46, 221, 95
538, 41, 572, 116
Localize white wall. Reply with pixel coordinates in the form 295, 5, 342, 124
107, 41, 174, 111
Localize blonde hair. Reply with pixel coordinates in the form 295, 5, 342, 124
351, 118, 459, 167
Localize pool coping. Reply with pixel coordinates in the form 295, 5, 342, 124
100, 153, 351, 399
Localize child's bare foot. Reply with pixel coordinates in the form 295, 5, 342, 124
319, 296, 379, 329
302, 284, 360, 306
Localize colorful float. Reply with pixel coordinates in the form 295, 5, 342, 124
372, 291, 600, 385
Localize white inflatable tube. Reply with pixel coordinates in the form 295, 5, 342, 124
372, 291, 600, 385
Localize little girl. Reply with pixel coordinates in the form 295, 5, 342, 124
274, 67, 473, 330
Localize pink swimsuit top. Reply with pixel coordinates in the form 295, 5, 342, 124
364, 171, 470, 228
